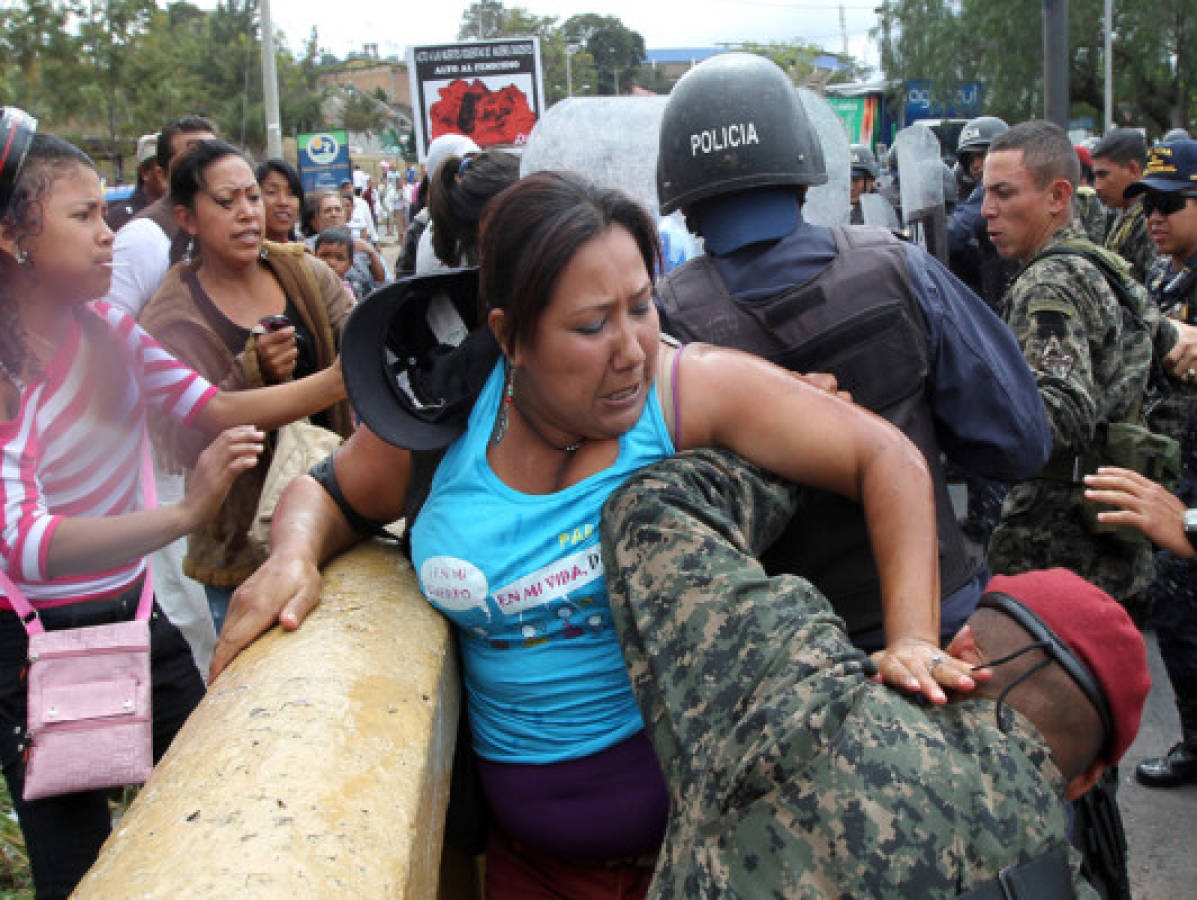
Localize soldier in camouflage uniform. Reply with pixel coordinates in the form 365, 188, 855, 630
1073, 143, 1110, 245
601, 447, 1150, 899
982, 121, 1182, 602
1122, 141, 1197, 786
1093, 129, 1157, 283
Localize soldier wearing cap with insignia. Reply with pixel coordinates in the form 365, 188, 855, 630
1087, 140, 1197, 789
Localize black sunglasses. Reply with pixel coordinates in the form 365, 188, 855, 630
1141, 190, 1197, 217
974, 592, 1112, 753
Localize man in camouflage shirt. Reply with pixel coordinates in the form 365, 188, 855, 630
601, 448, 1149, 898
982, 121, 1181, 601
1093, 128, 1156, 283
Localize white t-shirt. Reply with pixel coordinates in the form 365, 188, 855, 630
101, 217, 171, 319
348, 195, 378, 243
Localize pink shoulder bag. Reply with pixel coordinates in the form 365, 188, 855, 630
0, 442, 156, 801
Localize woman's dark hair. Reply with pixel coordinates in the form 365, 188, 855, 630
169, 138, 250, 263
0, 133, 96, 381
429, 150, 520, 267
300, 193, 321, 238
479, 170, 661, 353
256, 158, 304, 240
170, 138, 248, 211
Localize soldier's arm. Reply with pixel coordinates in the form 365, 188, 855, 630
1004, 269, 1101, 453
904, 246, 1053, 479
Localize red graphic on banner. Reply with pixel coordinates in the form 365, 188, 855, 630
429, 79, 537, 147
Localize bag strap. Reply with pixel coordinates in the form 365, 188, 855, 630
0, 433, 156, 636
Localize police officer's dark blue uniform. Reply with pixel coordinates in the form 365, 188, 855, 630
653, 55, 1051, 650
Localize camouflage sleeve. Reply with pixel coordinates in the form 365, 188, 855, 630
600, 449, 873, 787
1139, 294, 1180, 360
1004, 258, 1105, 452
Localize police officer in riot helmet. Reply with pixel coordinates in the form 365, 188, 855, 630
956, 116, 1009, 195
655, 52, 1052, 653
1163, 127, 1192, 144
849, 143, 878, 224
948, 115, 1017, 311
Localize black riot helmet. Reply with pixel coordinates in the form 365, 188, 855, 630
1163, 127, 1192, 144
956, 115, 1009, 165
656, 53, 826, 216
0, 107, 38, 218
850, 143, 879, 180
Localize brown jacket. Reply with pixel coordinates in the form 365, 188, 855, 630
140, 241, 355, 588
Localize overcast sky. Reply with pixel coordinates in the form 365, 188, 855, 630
249, 0, 881, 71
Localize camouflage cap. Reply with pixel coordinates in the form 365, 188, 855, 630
1124, 139, 1197, 198
983, 569, 1150, 766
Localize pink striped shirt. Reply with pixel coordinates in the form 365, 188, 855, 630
1, 301, 217, 608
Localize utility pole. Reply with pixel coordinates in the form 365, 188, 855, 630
1043, 0, 1070, 129
260, 0, 283, 158
1103, 0, 1113, 131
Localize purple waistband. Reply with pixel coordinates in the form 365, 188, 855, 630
477, 730, 669, 861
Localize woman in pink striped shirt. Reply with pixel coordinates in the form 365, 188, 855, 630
0, 116, 345, 898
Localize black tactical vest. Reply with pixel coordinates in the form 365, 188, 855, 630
657, 226, 977, 642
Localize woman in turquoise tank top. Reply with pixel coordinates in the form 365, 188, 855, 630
223, 172, 981, 896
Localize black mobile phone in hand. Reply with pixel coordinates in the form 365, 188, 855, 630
259, 314, 291, 332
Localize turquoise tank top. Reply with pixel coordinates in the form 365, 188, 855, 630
410, 360, 675, 764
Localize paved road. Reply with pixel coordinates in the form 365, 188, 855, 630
1121, 629, 1197, 898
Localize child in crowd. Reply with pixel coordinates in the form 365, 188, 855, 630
314, 227, 359, 302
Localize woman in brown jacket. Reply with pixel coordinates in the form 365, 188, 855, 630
141, 139, 354, 633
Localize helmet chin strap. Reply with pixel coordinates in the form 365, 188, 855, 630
973, 640, 1052, 733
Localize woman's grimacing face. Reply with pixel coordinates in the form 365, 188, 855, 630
502, 225, 660, 442
180, 155, 265, 268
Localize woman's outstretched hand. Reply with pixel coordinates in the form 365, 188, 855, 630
870, 634, 984, 705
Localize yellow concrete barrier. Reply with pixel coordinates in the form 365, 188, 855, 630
75, 539, 461, 899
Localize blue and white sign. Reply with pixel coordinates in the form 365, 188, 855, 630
903, 81, 984, 125
296, 129, 353, 194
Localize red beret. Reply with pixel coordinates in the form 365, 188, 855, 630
1075, 144, 1093, 168
983, 569, 1150, 766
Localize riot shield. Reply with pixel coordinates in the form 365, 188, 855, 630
520, 96, 701, 269
521, 96, 668, 215
859, 193, 901, 230
798, 88, 851, 226
894, 124, 947, 261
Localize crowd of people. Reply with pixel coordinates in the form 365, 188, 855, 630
0, 45, 1195, 899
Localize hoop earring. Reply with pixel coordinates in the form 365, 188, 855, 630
15, 247, 29, 266
491, 362, 514, 446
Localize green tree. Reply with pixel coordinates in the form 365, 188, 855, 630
874, 0, 1196, 135
340, 88, 388, 136
70, 0, 160, 179
562, 13, 645, 96
457, 0, 507, 41
739, 41, 871, 87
